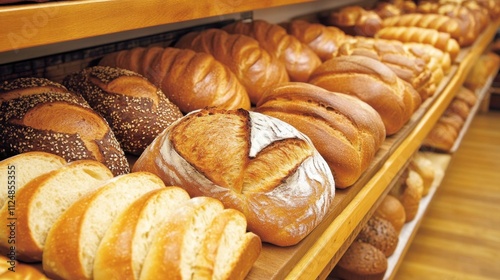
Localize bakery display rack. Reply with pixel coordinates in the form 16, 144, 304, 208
1, 1, 499, 279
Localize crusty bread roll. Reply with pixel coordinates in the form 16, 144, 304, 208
285, 20, 346, 61
175, 28, 289, 104
0, 151, 66, 208
132, 108, 335, 246
374, 194, 406, 233
357, 216, 399, 257
43, 172, 165, 280
309, 55, 421, 135
330, 241, 387, 280
98, 47, 250, 114
391, 169, 424, 222
63, 66, 183, 155
222, 19, 322, 82
255, 82, 386, 188
93, 187, 191, 280
409, 153, 435, 196
0, 77, 129, 176
140, 197, 261, 280
325, 5, 383, 37
0, 160, 113, 262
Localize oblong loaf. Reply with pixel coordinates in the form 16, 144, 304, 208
0, 160, 113, 262
43, 172, 165, 280
175, 28, 289, 104
133, 108, 335, 246
255, 82, 386, 188
99, 47, 251, 114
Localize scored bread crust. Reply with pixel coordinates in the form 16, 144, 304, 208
133, 108, 335, 246
43, 172, 165, 280
255, 82, 386, 188
0, 160, 113, 263
93, 187, 191, 280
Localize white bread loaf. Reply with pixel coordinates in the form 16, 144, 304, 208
42, 172, 165, 280
140, 197, 261, 280
0, 160, 113, 262
0, 151, 66, 208
133, 108, 335, 246
93, 187, 191, 280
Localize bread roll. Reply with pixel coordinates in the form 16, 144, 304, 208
374, 194, 406, 233
93, 187, 191, 280
391, 169, 424, 222
175, 28, 289, 104
357, 216, 399, 257
0, 77, 129, 176
464, 52, 500, 91
325, 5, 383, 37
0, 160, 113, 262
0, 151, 66, 208
330, 241, 387, 280
63, 66, 183, 155
99, 47, 250, 114
255, 82, 385, 188
132, 108, 335, 246
285, 20, 346, 61
309, 55, 421, 135
222, 19, 322, 82
43, 172, 165, 280
409, 153, 435, 196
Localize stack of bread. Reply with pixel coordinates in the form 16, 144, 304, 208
0, 152, 262, 280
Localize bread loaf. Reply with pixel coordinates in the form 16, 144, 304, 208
0, 151, 66, 208
357, 216, 399, 257
174, 28, 289, 104
255, 82, 386, 188
0, 77, 129, 176
98, 47, 251, 113
0, 160, 113, 262
93, 187, 191, 280
374, 194, 406, 233
409, 153, 435, 196
330, 241, 387, 280
325, 5, 383, 37
132, 107, 335, 246
285, 20, 346, 61
139, 197, 261, 280
464, 52, 500, 91
309, 55, 421, 135
391, 169, 424, 222
222, 19, 322, 82
0, 255, 48, 279
43, 172, 165, 280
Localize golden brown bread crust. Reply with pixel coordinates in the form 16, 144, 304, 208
286, 20, 346, 62
63, 66, 183, 155
0, 255, 48, 279
357, 216, 399, 257
98, 47, 251, 113
222, 19, 321, 82
0, 78, 129, 176
255, 82, 386, 188
175, 28, 289, 104
391, 169, 423, 222
409, 153, 435, 196
132, 107, 336, 246
374, 194, 406, 233
309, 55, 421, 135
331, 241, 387, 280
325, 5, 383, 37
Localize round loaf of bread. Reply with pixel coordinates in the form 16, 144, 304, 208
63, 66, 183, 155
98, 47, 251, 114
132, 107, 335, 246
255, 82, 386, 188
0, 77, 129, 176
331, 241, 388, 280
357, 216, 399, 257
309, 55, 421, 135
374, 194, 406, 233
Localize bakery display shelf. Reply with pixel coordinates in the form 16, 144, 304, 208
384, 151, 452, 280
0, 0, 319, 53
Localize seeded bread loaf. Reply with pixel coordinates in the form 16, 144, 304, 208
175, 28, 289, 104
0, 160, 113, 262
222, 19, 322, 82
357, 216, 399, 257
63, 66, 183, 155
0, 77, 129, 176
98, 47, 251, 113
133, 107, 335, 246
330, 241, 387, 280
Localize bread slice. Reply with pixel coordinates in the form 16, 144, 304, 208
43, 172, 165, 280
139, 197, 224, 279
93, 187, 191, 280
0, 159, 113, 262
0, 151, 66, 208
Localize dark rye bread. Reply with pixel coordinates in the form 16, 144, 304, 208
0, 77, 129, 176
63, 66, 183, 155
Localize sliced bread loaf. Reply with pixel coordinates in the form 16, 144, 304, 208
42, 172, 165, 280
0, 159, 113, 262
93, 187, 191, 280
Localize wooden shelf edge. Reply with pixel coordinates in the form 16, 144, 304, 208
284, 19, 500, 280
